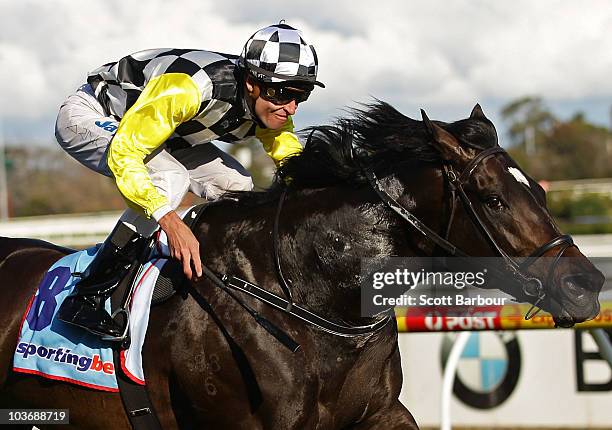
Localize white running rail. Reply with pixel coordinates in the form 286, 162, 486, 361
0, 212, 121, 247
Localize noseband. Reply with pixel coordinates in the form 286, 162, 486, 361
361, 146, 575, 319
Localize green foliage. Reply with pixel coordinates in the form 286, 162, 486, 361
5, 146, 126, 216
4, 157, 14, 171
548, 192, 612, 219
547, 192, 612, 234
501, 96, 555, 149
502, 96, 612, 181
556, 221, 612, 235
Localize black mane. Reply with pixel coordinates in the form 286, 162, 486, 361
227, 101, 497, 203
278, 101, 497, 188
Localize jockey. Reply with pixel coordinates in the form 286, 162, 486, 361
55, 23, 324, 338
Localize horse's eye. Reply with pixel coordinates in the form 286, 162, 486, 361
486, 195, 504, 211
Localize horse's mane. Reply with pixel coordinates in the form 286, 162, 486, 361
227, 101, 497, 205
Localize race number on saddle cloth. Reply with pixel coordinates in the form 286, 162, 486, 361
13, 246, 170, 391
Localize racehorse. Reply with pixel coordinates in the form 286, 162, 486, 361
0, 102, 603, 429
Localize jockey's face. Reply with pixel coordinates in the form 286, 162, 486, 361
246, 77, 310, 129
254, 96, 297, 129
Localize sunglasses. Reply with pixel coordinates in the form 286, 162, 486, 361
259, 83, 312, 105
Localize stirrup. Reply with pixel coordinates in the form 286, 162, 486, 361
101, 308, 131, 343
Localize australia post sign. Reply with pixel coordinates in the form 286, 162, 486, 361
395, 302, 612, 332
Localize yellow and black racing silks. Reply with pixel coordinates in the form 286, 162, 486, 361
88, 49, 302, 221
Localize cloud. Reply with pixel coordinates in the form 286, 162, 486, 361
0, 0, 610, 143
0, 43, 48, 117
209, 0, 369, 37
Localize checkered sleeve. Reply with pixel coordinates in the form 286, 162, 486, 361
255, 116, 302, 166
107, 73, 201, 219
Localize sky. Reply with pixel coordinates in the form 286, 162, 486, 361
0, 0, 610, 147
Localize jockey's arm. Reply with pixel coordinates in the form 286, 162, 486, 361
107, 73, 200, 219
256, 116, 303, 166
107, 73, 203, 279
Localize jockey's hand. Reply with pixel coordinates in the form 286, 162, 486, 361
158, 210, 203, 280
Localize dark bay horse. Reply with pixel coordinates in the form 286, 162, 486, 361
0, 103, 604, 429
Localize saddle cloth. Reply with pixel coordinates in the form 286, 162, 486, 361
13, 246, 170, 391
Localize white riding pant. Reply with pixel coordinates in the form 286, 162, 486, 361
55, 84, 253, 237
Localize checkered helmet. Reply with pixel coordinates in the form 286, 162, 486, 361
239, 23, 324, 88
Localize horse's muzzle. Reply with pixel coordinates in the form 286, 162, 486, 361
553, 271, 605, 325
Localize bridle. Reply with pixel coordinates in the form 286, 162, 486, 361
360, 145, 575, 319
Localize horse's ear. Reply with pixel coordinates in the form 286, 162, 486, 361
421, 109, 434, 135
470, 103, 499, 147
470, 104, 487, 120
421, 109, 470, 163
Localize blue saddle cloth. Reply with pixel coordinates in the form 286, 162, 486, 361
13, 246, 119, 391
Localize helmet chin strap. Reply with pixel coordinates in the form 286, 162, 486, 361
241, 74, 266, 128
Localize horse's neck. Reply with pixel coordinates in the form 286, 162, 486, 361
205, 166, 445, 324
276, 168, 445, 322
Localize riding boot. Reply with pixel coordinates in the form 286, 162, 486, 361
57, 221, 151, 338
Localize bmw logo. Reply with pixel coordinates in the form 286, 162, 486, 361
440, 331, 522, 409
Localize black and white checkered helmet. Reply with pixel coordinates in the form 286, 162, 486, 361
239, 23, 324, 88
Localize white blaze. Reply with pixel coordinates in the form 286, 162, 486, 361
508, 167, 530, 187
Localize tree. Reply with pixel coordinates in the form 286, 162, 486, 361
503, 97, 612, 180
501, 96, 556, 151
540, 114, 611, 180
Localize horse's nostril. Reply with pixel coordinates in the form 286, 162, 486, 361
562, 272, 604, 293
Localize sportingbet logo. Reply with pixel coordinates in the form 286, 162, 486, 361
16, 342, 114, 374
94, 121, 118, 133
